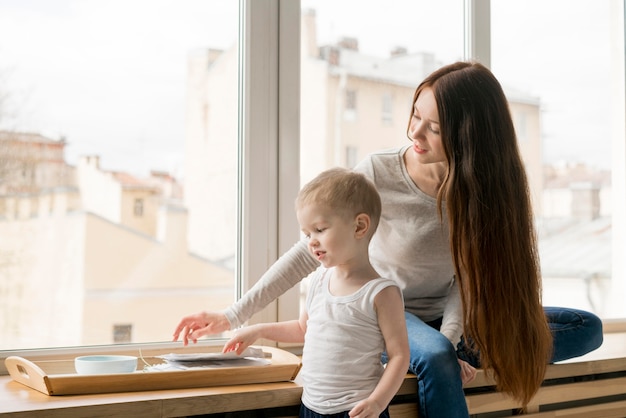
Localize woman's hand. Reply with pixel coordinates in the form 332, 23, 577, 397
458, 359, 477, 385
172, 311, 231, 346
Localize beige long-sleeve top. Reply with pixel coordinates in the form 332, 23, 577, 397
224, 145, 463, 346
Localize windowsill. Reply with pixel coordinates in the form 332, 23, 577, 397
1, 322, 625, 417
2, 341, 626, 417
0, 376, 304, 417
0, 342, 305, 417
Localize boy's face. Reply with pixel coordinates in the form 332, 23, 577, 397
296, 203, 358, 268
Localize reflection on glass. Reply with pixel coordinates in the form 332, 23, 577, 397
0, 0, 238, 349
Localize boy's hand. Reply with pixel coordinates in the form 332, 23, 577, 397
222, 325, 262, 355
348, 398, 384, 418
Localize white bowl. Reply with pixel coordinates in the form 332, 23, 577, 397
74, 355, 138, 375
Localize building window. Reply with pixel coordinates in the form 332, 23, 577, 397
133, 198, 144, 217
382, 92, 393, 124
343, 89, 357, 122
346, 146, 358, 168
515, 112, 528, 142
345, 90, 357, 110
113, 324, 132, 344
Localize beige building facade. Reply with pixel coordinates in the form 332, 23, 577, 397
183, 10, 545, 265
0, 132, 233, 349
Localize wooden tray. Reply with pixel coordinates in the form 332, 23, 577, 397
5, 346, 301, 396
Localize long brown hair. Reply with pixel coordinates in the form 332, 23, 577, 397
409, 61, 553, 405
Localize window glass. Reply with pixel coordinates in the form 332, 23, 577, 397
491, 0, 624, 318
0, 0, 239, 349
298, 0, 464, 312
299, 0, 464, 185
299, 0, 625, 322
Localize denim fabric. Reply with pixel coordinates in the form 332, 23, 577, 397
299, 403, 390, 418
382, 312, 469, 418
382, 307, 603, 418
544, 306, 604, 362
456, 306, 604, 367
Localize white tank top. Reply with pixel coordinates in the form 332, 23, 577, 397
300, 267, 400, 414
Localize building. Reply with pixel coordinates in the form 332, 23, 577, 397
0, 131, 233, 349
183, 9, 545, 262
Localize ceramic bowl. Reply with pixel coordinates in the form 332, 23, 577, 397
74, 355, 138, 375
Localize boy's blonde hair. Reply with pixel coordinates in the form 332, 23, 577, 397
296, 167, 382, 237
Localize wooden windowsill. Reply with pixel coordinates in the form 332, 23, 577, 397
0, 377, 304, 418
1, 330, 624, 417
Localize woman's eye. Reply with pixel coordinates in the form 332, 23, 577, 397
429, 125, 440, 134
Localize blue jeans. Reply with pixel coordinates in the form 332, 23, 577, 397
383, 307, 603, 418
457, 306, 605, 367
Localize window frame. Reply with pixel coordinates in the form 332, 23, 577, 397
2, 0, 625, 376
0, 0, 301, 375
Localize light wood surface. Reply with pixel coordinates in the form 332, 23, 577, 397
0, 378, 303, 418
1, 333, 625, 417
5, 346, 301, 396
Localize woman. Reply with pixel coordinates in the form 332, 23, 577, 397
173, 61, 603, 417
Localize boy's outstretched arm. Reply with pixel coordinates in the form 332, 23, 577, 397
223, 312, 308, 355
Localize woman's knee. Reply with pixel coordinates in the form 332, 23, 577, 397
580, 310, 604, 352
546, 306, 604, 361
408, 339, 459, 378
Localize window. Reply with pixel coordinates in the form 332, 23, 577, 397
1, 0, 623, 373
298, 0, 625, 323
345, 90, 357, 110
0, 1, 301, 370
300, 0, 464, 185
0, 0, 241, 352
491, 0, 625, 319
382, 92, 393, 124
133, 198, 144, 217
113, 324, 133, 344
346, 146, 359, 168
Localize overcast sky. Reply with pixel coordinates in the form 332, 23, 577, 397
0, 0, 615, 177
0, 0, 237, 177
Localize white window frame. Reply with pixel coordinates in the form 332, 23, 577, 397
0, 0, 301, 375
3, 0, 625, 376
239, 0, 301, 329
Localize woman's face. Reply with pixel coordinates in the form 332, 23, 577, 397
407, 87, 445, 164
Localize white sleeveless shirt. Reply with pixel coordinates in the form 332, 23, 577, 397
300, 267, 400, 414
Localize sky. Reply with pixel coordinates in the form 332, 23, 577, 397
0, 0, 237, 177
0, 0, 616, 178
306, 0, 615, 171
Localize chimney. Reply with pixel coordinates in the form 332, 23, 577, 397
338, 37, 358, 51
321, 46, 341, 66
391, 46, 408, 57
80, 155, 100, 169
570, 182, 601, 220
301, 8, 319, 58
